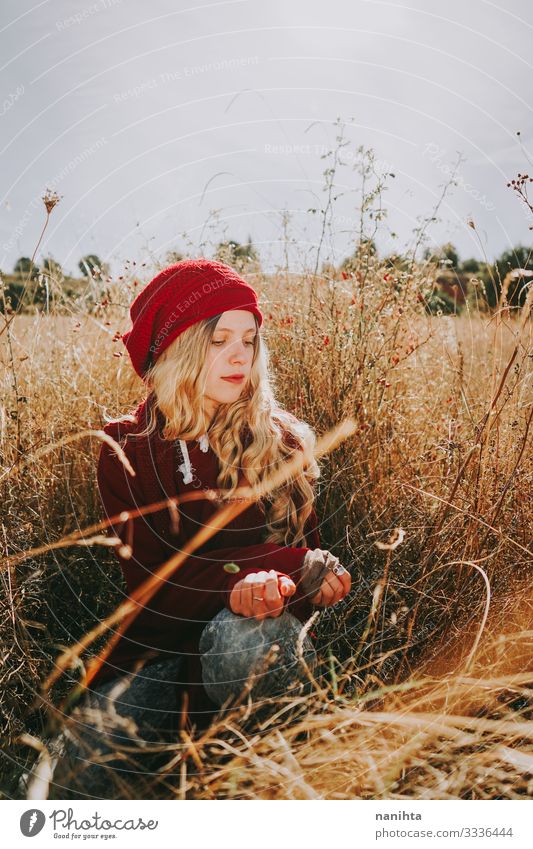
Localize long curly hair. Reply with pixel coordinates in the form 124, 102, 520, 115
128, 313, 320, 547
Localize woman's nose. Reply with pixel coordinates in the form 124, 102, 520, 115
229, 342, 249, 363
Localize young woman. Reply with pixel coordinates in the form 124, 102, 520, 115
53, 258, 351, 798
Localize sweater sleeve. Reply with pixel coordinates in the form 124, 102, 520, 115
96, 436, 313, 631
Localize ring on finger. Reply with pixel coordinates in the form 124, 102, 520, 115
324, 555, 347, 577
252, 595, 263, 601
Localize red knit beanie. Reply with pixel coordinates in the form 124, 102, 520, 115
122, 258, 263, 378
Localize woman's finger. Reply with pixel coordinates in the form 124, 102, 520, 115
331, 571, 348, 599
321, 572, 346, 606
239, 577, 254, 617
317, 577, 335, 606
229, 581, 243, 615
314, 572, 344, 607
278, 576, 296, 597
248, 572, 271, 620
263, 571, 283, 616
241, 572, 264, 617
341, 569, 351, 596
324, 553, 350, 587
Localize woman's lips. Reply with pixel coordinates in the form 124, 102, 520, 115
221, 375, 245, 384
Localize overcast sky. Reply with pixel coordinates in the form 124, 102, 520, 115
1, 0, 532, 276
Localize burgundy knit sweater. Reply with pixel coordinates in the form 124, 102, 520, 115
92, 395, 321, 723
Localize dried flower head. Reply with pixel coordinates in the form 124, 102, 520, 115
374, 527, 406, 551
42, 188, 62, 214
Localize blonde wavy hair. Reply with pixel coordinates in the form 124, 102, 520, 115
132, 313, 320, 547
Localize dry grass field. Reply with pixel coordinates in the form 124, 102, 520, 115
1, 263, 532, 799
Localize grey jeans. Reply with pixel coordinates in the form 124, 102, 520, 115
49, 608, 317, 799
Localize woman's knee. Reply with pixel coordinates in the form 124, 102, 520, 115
198, 607, 317, 707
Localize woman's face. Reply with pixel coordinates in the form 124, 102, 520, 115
202, 309, 257, 421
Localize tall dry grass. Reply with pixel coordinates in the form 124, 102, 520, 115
1, 259, 531, 799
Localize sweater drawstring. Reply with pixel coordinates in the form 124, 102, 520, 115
178, 433, 210, 483
178, 440, 194, 484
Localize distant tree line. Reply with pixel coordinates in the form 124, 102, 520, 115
166, 236, 260, 273
0, 240, 260, 315
0, 254, 110, 313
338, 239, 533, 314
1, 236, 531, 316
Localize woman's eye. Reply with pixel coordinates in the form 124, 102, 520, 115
212, 339, 255, 347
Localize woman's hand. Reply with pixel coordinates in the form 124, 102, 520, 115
301, 548, 352, 607
309, 569, 351, 607
229, 569, 296, 620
